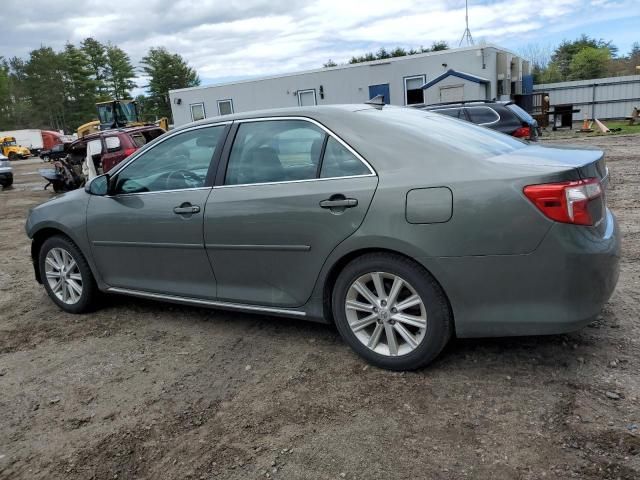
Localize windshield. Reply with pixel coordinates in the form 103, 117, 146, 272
3, 140, 17, 146
362, 106, 527, 158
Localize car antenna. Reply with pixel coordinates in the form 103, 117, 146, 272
365, 95, 385, 109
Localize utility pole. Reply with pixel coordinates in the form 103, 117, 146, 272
459, 0, 474, 47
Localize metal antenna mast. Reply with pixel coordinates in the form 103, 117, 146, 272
459, 0, 474, 47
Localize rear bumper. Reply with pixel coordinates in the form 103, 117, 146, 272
421, 209, 620, 338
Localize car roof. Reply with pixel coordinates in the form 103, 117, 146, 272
73, 125, 164, 143
418, 100, 513, 110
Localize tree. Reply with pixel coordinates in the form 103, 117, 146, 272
569, 47, 611, 80
24, 46, 66, 130
551, 34, 617, 79
430, 40, 449, 51
61, 43, 97, 130
104, 44, 136, 99
140, 47, 200, 120
81, 37, 108, 99
323, 59, 337, 68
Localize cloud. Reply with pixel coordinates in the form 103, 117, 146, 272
1, 0, 638, 89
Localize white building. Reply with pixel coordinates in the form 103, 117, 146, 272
170, 44, 529, 126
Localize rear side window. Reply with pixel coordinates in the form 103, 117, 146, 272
105, 136, 121, 152
506, 104, 535, 123
129, 129, 165, 148
224, 119, 372, 186
432, 108, 464, 119
225, 120, 324, 185
320, 138, 370, 178
465, 106, 500, 125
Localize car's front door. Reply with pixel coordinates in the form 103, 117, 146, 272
86, 124, 229, 299
204, 118, 378, 308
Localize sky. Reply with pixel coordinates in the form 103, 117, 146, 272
1, 0, 639, 89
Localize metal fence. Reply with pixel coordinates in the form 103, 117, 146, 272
533, 75, 640, 121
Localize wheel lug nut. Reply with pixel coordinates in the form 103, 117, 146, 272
391, 308, 397, 313
373, 307, 378, 313
381, 300, 387, 307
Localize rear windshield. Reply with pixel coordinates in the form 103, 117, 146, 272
506, 104, 535, 123
362, 107, 526, 158
128, 129, 164, 148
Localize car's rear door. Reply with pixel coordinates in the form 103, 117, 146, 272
86, 124, 229, 299
204, 118, 378, 308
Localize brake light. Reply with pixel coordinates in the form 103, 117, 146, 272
513, 126, 531, 138
523, 178, 602, 226
123, 147, 137, 157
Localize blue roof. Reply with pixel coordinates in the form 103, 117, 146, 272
422, 69, 490, 89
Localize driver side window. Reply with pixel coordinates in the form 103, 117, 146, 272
114, 126, 225, 194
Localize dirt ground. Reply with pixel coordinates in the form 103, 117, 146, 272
1, 135, 638, 480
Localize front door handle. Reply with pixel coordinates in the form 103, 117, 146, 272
173, 203, 200, 215
319, 197, 358, 209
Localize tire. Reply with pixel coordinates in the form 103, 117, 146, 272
42, 155, 49, 162
51, 180, 66, 193
8, 152, 17, 161
38, 235, 98, 313
332, 253, 452, 370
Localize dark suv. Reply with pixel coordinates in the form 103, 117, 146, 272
417, 101, 540, 141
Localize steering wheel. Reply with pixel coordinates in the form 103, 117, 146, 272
164, 169, 202, 190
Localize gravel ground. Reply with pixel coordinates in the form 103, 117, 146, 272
1, 136, 638, 480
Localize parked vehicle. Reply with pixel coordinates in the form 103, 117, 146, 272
0, 136, 31, 160
0, 154, 13, 188
39, 126, 165, 192
0, 129, 70, 155
417, 100, 540, 140
26, 105, 619, 370
39, 143, 69, 162
39, 153, 84, 193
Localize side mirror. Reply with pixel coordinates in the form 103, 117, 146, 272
85, 174, 110, 196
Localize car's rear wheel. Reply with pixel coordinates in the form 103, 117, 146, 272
39, 235, 97, 313
332, 253, 452, 370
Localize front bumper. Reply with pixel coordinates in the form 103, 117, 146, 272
421, 209, 620, 338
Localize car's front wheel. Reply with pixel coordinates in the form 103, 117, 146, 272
39, 235, 97, 313
332, 253, 452, 370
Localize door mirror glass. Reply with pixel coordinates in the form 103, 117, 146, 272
86, 174, 109, 196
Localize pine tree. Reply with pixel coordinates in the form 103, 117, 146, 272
104, 44, 137, 99
81, 37, 108, 99
61, 43, 97, 130
140, 47, 200, 119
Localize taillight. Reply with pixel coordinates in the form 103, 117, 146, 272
513, 126, 531, 138
123, 147, 137, 157
523, 178, 602, 226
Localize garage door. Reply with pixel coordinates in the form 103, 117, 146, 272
440, 85, 464, 103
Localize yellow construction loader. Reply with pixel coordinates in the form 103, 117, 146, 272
77, 99, 169, 137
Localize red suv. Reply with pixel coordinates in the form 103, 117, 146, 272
71, 126, 165, 174
99, 126, 165, 172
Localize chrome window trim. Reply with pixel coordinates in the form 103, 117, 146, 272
106, 287, 307, 317
106, 186, 211, 198
108, 122, 232, 177
214, 173, 375, 189
230, 116, 377, 179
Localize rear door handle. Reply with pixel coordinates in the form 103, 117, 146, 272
173, 203, 200, 215
319, 198, 358, 209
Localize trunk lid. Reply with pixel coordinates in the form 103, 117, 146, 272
491, 144, 609, 227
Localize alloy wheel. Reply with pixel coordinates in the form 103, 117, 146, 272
45, 247, 83, 305
345, 271, 427, 356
